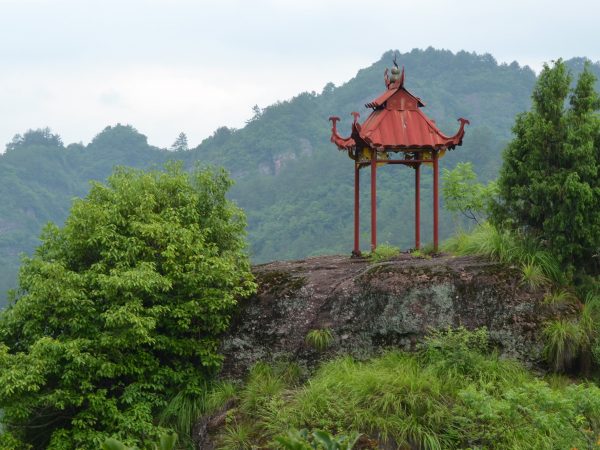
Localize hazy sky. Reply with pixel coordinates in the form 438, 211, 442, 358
0, 0, 598, 150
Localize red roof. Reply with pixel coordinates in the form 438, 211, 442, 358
329, 68, 469, 152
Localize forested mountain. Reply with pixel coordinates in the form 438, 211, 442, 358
1, 48, 598, 305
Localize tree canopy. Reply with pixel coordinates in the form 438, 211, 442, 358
0, 163, 256, 448
492, 60, 600, 275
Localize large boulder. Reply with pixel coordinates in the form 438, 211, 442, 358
220, 254, 556, 379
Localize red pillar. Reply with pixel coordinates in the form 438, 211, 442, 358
370, 149, 377, 251
415, 163, 421, 250
353, 162, 360, 256
433, 150, 439, 252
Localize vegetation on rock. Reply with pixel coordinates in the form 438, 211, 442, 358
206, 328, 600, 449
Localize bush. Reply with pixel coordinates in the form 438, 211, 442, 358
441, 161, 498, 224
0, 163, 256, 448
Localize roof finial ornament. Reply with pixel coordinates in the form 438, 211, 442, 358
387, 51, 404, 87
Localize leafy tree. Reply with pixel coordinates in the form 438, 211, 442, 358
442, 162, 498, 224
170, 132, 189, 152
492, 60, 600, 275
0, 163, 256, 448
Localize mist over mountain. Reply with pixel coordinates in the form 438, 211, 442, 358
1, 48, 599, 305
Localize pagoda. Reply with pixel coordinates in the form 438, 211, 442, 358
329, 63, 469, 255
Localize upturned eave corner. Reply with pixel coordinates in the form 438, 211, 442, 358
328, 116, 356, 150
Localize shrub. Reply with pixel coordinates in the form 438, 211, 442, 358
0, 163, 256, 448
441, 161, 498, 224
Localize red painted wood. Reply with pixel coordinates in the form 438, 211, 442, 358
353, 163, 360, 256
415, 164, 420, 250
433, 150, 439, 252
356, 159, 433, 169
371, 151, 377, 251
374, 159, 433, 164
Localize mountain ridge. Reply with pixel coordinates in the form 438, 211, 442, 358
1, 48, 599, 305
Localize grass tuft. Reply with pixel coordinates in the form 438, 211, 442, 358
543, 289, 578, 306
543, 319, 586, 372
305, 329, 334, 352
219, 422, 254, 450
442, 222, 563, 285
521, 261, 550, 289
159, 382, 236, 449
367, 244, 400, 262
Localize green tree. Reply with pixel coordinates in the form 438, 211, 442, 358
442, 162, 498, 224
170, 132, 189, 152
492, 60, 600, 275
0, 163, 256, 448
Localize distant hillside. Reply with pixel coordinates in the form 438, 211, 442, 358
1, 48, 598, 305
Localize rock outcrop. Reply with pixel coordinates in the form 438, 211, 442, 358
220, 254, 556, 379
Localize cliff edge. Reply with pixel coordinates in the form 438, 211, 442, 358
220, 254, 559, 379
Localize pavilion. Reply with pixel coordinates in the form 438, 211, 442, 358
329, 65, 469, 255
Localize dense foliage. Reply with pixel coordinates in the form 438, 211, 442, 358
492, 60, 600, 276
209, 328, 600, 449
0, 164, 255, 448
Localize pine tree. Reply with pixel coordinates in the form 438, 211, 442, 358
170, 132, 189, 151
492, 60, 600, 274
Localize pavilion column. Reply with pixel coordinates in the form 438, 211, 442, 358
353, 162, 361, 256
370, 149, 377, 251
415, 162, 421, 250
433, 149, 439, 252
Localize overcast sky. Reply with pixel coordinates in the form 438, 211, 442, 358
0, 0, 598, 150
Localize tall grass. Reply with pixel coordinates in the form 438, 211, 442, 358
212, 328, 600, 449
543, 320, 586, 372
159, 381, 236, 449
442, 222, 563, 285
